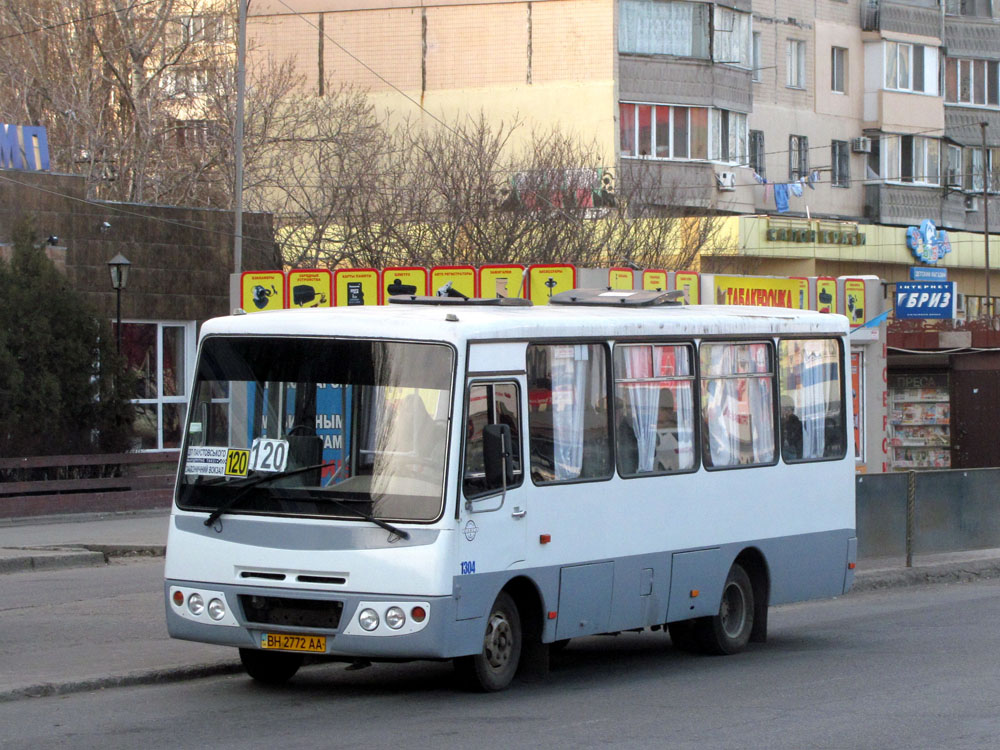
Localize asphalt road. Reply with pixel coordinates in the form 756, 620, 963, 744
2, 579, 999, 750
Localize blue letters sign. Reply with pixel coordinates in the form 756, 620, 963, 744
906, 219, 951, 264
909, 266, 947, 281
0, 124, 50, 171
895, 281, 956, 320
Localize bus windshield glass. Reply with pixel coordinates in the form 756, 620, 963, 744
177, 336, 454, 523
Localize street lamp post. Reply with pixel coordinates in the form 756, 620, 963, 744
107, 253, 131, 354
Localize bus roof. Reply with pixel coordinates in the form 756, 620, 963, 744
201, 300, 850, 344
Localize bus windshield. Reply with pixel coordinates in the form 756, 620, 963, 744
177, 336, 454, 523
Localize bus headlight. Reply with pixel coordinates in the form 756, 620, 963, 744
187, 593, 205, 616
385, 607, 406, 629
208, 598, 226, 621
359, 608, 379, 631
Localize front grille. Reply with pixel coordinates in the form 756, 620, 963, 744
239, 595, 343, 629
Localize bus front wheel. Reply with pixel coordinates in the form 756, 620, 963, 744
454, 591, 522, 692
699, 563, 754, 655
239, 648, 304, 685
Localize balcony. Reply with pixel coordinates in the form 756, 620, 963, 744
862, 0, 944, 38
863, 183, 1000, 232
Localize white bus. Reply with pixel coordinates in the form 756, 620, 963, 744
165, 288, 856, 691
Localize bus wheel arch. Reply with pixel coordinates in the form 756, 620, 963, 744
734, 547, 770, 644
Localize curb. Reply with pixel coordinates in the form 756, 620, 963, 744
0, 661, 244, 703
0, 544, 165, 575
0, 548, 106, 574
852, 557, 1000, 592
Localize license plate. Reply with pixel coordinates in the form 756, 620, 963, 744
260, 632, 327, 653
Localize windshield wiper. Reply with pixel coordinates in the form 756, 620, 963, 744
271, 490, 410, 541
203, 459, 345, 528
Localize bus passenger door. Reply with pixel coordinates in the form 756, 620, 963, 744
460, 380, 528, 572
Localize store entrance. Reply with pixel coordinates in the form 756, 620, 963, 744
952, 354, 1000, 469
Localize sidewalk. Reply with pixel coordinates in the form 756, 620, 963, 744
2, 511, 1000, 702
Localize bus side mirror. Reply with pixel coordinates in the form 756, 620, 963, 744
483, 423, 513, 489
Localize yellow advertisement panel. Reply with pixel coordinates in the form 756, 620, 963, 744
241, 271, 285, 312
642, 270, 668, 291
287, 269, 332, 308
713, 275, 808, 309
383, 267, 429, 301
816, 277, 837, 314
334, 268, 378, 306
430, 266, 477, 298
479, 264, 525, 299
844, 278, 866, 326
528, 264, 576, 304
674, 271, 700, 305
609, 268, 634, 290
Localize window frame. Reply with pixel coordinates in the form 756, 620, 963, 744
831, 140, 850, 188
619, 102, 744, 163
612, 342, 699, 478
462, 380, 525, 500
699, 340, 778, 471
777, 337, 848, 464
786, 38, 806, 89
831, 46, 847, 94
526, 342, 613, 486
749, 129, 766, 177
789, 134, 809, 180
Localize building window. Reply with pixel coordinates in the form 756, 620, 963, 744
752, 32, 762, 82
945, 57, 1000, 107
618, 0, 710, 58
620, 102, 744, 162
965, 147, 985, 192
713, 6, 751, 68
831, 47, 847, 93
831, 140, 850, 187
787, 39, 806, 88
945, 144, 963, 187
789, 134, 808, 180
945, 0, 992, 17
750, 130, 765, 176
885, 42, 928, 93
117, 321, 195, 450
712, 109, 748, 164
900, 136, 940, 185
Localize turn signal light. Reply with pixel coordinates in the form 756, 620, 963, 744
410, 606, 427, 623
172, 590, 184, 606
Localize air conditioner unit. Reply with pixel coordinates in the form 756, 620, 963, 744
851, 137, 872, 154
716, 171, 736, 191
965, 195, 979, 211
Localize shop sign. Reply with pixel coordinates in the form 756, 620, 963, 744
1, 124, 49, 170
240, 271, 285, 312
713, 275, 808, 309
674, 271, 700, 304
334, 268, 378, 306
895, 281, 956, 319
527, 264, 576, 304
843, 278, 867, 326
287, 269, 332, 308
906, 219, 951, 264
765, 223, 865, 245
479, 264, 525, 299
431, 265, 477, 297
383, 266, 428, 299
909, 266, 947, 281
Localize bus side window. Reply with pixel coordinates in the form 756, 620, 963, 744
778, 338, 846, 462
463, 382, 523, 498
700, 342, 776, 469
526, 343, 611, 484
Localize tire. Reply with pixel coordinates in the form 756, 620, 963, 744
239, 647, 304, 685
454, 591, 522, 692
698, 563, 754, 656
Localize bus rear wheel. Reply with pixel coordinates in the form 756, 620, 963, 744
698, 563, 754, 655
239, 648, 304, 685
454, 591, 522, 692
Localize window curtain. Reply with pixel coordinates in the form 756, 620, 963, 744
619, 0, 707, 58
749, 377, 775, 463
552, 345, 590, 480
622, 347, 660, 473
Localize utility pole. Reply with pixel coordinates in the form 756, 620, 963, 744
233, 0, 248, 274
982, 121, 991, 318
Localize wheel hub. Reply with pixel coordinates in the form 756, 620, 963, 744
483, 612, 512, 669
720, 581, 747, 638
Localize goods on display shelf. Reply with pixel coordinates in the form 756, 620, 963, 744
887, 373, 950, 471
